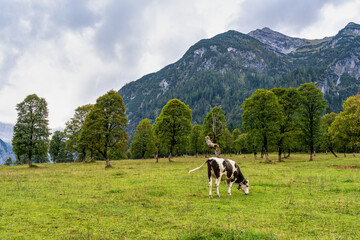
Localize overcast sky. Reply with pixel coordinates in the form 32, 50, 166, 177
1, 0, 360, 129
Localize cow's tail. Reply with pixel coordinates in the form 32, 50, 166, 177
188, 160, 210, 174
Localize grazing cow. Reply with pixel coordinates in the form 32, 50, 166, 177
189, 157, 249, 198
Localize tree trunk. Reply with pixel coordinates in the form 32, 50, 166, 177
329, 147, 338, 158
309, 145, 314, 161
264, 147, 270, 163
215, 148, 221, 158
82, 149, 87, 163
54, 157, 57, 164
254, 152, 257, 160
105, 158, 111, 168
28, 152, 32, 167
196, 152, 198, 158
278, 148, 283, 162
168, 152, 173, 162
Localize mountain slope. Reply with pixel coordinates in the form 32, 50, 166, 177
119, 23, 360, 136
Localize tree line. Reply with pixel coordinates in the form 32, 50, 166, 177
9, 83, 360, 167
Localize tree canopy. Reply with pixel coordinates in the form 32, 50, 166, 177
12, 94, 50, 167
81, 90, 128, 167
130, 119, 156, 159
298, 82, 327, 161
154, 99, 192, 161
242, 89, 282, 162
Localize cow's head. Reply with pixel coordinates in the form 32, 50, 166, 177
237, 179, 249, 195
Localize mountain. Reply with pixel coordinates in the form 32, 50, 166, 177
0, 122, 14, 143
119, 22, 360, 136
0, 138, 14, 165
0, 122, 14, 164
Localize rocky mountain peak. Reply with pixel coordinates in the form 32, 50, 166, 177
337, 22, 360, 37
248, 27, 307, 54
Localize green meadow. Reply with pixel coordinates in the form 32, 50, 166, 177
0, 154, 359, 239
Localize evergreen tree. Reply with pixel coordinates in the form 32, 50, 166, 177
298, 83, 327, 161
154, 99, 192, 162
130, 119, 156, 159
81, 90, 128, 167
242, 89, 282, 162
12, 94, 50, 167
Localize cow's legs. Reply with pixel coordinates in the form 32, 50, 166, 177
227, 181, 234, 195
209, 177, 213, 198
215, 178, 221, 197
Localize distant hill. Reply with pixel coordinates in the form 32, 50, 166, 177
0, 122, 13, 143
0, 122, 14, 164
119, 22, 360, 136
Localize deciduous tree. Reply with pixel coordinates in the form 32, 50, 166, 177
298, 83, 327, 161
329, 94, 360, 157
49, 130, 67, 164
242, 89, 282, 162
130, 119, 156, 159
81, 90, 128, 167
12, 94, 50, 167
320, 112, 338, 157
64, 104, 93, 162
271, 87, 300, 161
203, 107, 226, 144
190, 124, 203, 157
154, 99, 192, 162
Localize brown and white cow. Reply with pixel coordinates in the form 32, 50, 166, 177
189, 157, 249, 198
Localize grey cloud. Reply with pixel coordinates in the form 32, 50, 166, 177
0, 0, 98, 87
232, 0, 353, 35
93, 0, 150, 63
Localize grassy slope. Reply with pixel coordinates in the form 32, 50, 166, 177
0, 154, 359, 239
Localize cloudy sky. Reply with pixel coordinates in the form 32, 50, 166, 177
1, 0, 360, 129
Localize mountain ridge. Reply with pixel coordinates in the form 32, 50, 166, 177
119, 22, 360, 136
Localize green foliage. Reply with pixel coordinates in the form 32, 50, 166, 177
64, 104, 94, 161
80, 90, 128, 167
329, 95, 360, 153
242, 89, 282, 161
12, 94, 50, 167
233, 133, 248, 155
203, 106, 226, 143
297, 83, 327, 160
320, 112, 338, 154
129, 119, 156, 159
154, 99, 192, 160
218, 128, 233, 154
119, 24, 360, 139
49, 130, 72, 163
189, 124, 203, 156
271, 87, 300, 161
4, 157, 12, 166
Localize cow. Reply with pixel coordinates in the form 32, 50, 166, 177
189, 157, 249, 198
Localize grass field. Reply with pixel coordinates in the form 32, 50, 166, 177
0, 153, 359, 239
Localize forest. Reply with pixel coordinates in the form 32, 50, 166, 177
6, 82, 360, 167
